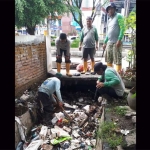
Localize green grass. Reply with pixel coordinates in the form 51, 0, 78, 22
106, 106, 127, 116
97, 121, 124, 148
51, 41, 55, 46
70, 38, 80, 48
50, 38, 80, 48
113, 106, 128, 116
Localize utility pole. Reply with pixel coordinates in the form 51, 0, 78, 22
47, 16, 51, 36
124, 0, 130, 17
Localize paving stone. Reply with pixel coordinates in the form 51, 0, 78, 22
132, 116, 136, 124
124, 132, 136, 148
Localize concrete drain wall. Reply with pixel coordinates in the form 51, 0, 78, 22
15, 108, 37, 148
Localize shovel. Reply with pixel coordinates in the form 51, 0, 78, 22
52, 94, 72, 121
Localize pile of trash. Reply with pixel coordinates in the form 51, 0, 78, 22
15, 90, 38, 117
16, 96, 105, 150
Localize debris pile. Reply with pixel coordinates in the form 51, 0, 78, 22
16, 95, 105, 150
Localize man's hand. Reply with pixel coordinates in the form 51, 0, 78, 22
96, 82, 104, 88
79, 46, 82, 51
95, 46, 98, 51
103, 44, 106, 50
96, 80, 100, 84
116, 40, 121, 48
58, 101, 64, 107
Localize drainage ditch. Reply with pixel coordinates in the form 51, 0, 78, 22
15, 81, 136, 150
15, 81, 106, 150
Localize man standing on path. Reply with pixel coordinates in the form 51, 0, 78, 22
79, 16, 99, 74
55, 33, 72, 77
103, 2, 125, 72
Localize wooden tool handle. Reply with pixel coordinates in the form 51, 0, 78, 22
52, 94, 72, 121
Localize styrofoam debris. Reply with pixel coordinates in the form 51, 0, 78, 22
39, 126, 48, 140
25, 140, 43, 150
72, 130, 80, 138
51, 117, 58, 125
120, 129, 130, 135
55, 112, 65, 120
83, 105, 90, 113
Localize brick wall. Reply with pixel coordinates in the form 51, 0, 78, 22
15, 36, 47, 97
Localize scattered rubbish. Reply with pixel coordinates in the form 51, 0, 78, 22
20, 94, 30, 101
25, 140, 43, 150
120, 129, 130, 135
85, 72, 90, 75
78, 97, 84, 102
51, 136, 72, 145
15, 91, 106, 150
72, 72, 81, 76
132, 116, 136, 124
39, 126, 48, 140
16, 141, 24, 150
15, 116, 27, 142
98, 96, 103, 103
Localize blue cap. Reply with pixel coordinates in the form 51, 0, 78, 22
106, 3, 116, 12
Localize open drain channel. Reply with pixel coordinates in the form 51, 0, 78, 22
15, 83, 106, 150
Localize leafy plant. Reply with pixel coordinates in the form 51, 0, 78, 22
124, 11, 136, 69
113, 106, 127, 116
119, 68, 136, 81
98, 121, 124, 148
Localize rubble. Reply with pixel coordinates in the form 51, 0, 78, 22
17, 96, 104, 150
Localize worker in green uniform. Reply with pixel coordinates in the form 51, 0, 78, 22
103, 2, 125, 72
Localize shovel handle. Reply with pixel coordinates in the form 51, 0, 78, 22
52, 94, 72, 121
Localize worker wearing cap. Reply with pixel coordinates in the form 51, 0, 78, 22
79, 16, 99, 74
93, 62, 125, 102
103, 3, 125, 72
55, 33, 72, 77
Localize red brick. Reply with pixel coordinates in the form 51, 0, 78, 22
21, 57, 26, 61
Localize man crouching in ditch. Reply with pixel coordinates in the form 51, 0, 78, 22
93, 62, 125, 102
37, 77, 64, 124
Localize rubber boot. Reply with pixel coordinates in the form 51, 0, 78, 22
66, 63, 72, 77
57, 63, 61, 73
107, 63, 113, 67
116, 64, 122, 73
91, 61, 95, 74
81, 61, 87, 74
56, 63, 62, 77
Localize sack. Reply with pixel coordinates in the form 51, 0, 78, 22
76, 63, 91, 72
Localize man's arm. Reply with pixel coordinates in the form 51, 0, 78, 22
94, 28, 99, 49
117, 14, 125, 41
104, 36, 108, 44
103, 70, 120, 87
79, 30, 84, 50
55, 80, 63, 102
66, 40, 71, 56
55, 39, 60, 55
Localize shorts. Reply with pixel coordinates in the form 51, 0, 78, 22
105, 42, 122, 65
56, 48, 71, 63
82, 47, 95, 59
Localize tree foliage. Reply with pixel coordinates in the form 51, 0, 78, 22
65, 0, 109, 29
15, 0, 68, 35
125, 11, 136, 68
66, 0, 105, 29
